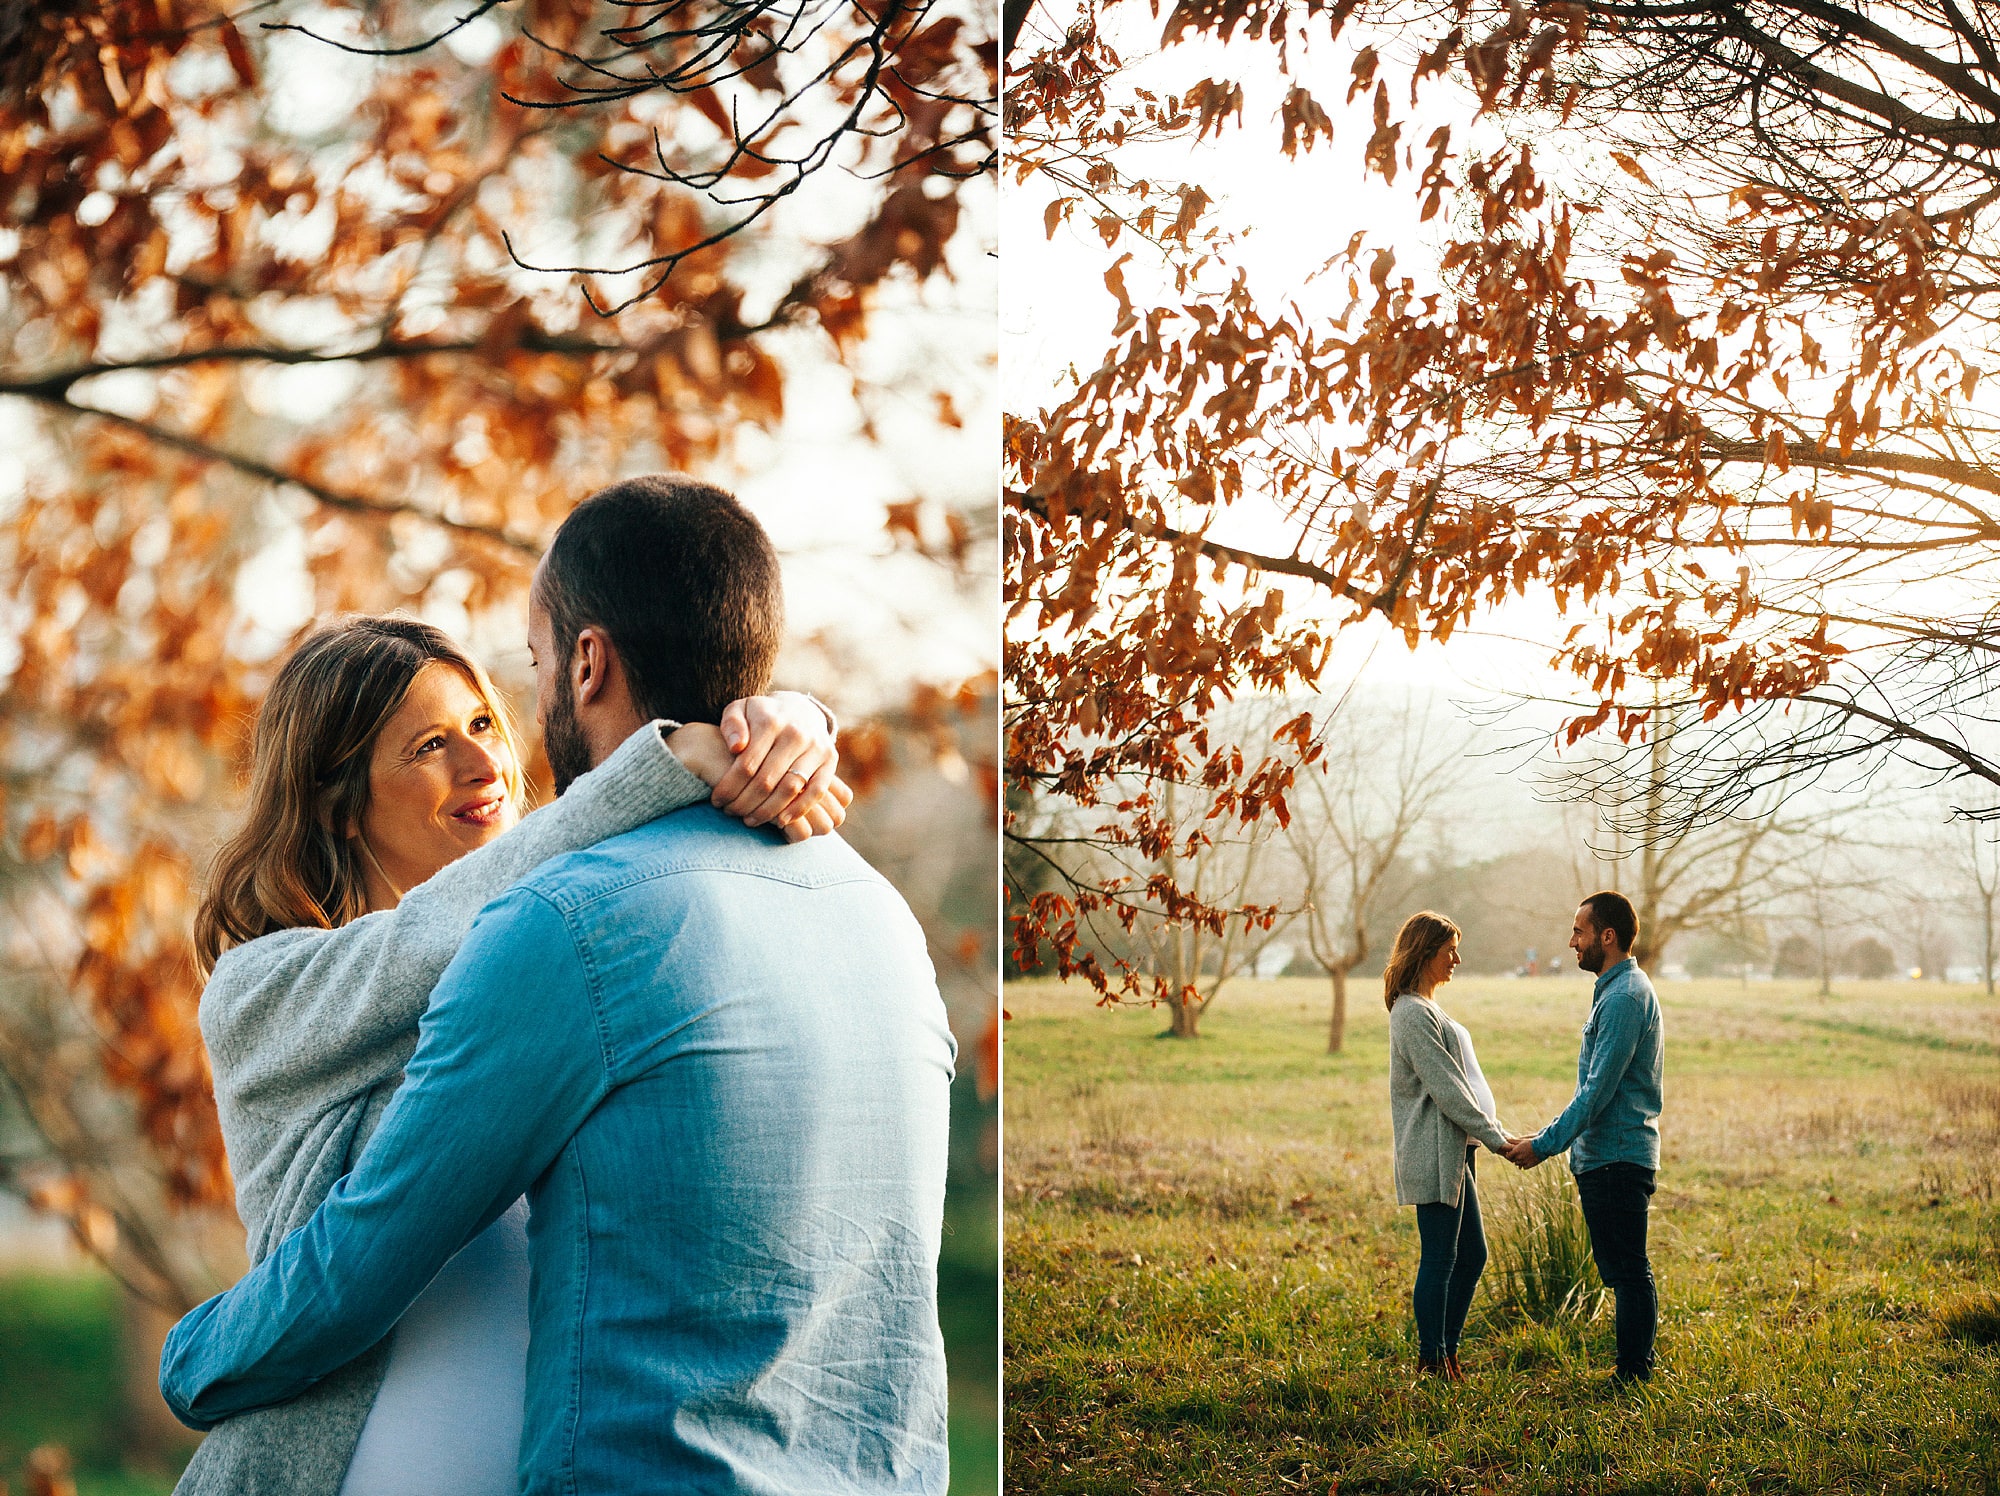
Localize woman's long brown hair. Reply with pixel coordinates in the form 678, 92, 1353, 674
193, 617, 523, 974
1381, 910, 1462, 1010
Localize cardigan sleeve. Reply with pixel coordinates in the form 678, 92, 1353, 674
1394, 999, 1510, 1152
199, 720, 707, 1116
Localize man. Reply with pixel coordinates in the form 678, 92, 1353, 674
1502, 890, 1664, 1385
161, 476, 956, 1492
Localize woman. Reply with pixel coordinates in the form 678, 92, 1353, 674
174, 615, 849, 1496
1384, 910, 1513, 1381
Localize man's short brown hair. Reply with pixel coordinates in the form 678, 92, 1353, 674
1579, 889, 1639, 953
537, 475, 784, 725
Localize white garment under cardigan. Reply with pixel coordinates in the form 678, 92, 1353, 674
1456, 1016, 1499, 1120
336, 1199, 530, 1496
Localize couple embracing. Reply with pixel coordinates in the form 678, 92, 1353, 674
1385, 892, 1664, 1387
157, 476, 955, 1494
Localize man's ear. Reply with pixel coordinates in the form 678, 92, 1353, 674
572, 625, 628, 710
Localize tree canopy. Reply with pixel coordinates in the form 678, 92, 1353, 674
2, 0, 994, 1305
1005, 0, 2000, 1009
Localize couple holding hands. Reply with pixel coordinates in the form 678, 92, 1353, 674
1385, 892, 1665, 1387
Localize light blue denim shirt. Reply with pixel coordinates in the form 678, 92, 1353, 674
161, 807, 956, 1495
1530, 956, 1663, 1172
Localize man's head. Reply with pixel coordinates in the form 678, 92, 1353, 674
528, 475, 784, 792
1570, 890, 1638, 974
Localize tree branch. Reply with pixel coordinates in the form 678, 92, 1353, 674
31, 398, 544, 556
1764, 0, 2000, 120
1009, 488, 1372, 604
1799, 689, 2000, 791
0, 330, 676, 403
1721, 13, 2000, 150
1003, 0, 1036, 59
1940, 0, 2000, 83
1700, 435, 2000, 510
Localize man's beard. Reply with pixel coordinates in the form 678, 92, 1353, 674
1575, 942, 1606, 974
544, 669, 593, 795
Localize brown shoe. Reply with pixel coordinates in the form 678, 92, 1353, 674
1443, 1352, 1467, 1383
1416, 1354, 1449, 1378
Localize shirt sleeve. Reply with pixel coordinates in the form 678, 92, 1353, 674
1531, 984, 1645, 1160
160, 887, 606, 1430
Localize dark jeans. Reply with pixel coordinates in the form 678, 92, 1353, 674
1574, 1160, 1658, 1379
1412, 1147, 1486, 1361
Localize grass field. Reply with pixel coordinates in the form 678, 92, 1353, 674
1005, 975, 2000, 1494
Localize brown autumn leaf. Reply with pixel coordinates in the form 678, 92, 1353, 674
1608, 149, 1652, 186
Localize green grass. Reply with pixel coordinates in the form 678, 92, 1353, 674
0, 1271, 123, 1470
1005, 976, 2000, 1494
0, 1270, 182, 1495
1484, 1165, 1605, 1329
943, 1178, 1001, 1496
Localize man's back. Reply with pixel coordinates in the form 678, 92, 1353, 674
160, 805, 955, 1493
510, 807, 954, 1493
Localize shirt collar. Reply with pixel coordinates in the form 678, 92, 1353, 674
1592, 955, 1635, 1001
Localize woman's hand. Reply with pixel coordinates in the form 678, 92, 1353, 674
1501, 1137, 1542, 1169
666, 693, 848, 842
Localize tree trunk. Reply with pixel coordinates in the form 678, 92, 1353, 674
1985, 895, 1995, 997
1326, 965, 1349, 1054
1167, 995, 1202, 1038
1634, 705, 1667, 974
122, 1292, 202, 1467
1631, 928, 1661, 973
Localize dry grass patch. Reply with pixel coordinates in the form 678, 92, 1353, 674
1936, 1290, 2000, 1346
1932, 1074, 2000, 1140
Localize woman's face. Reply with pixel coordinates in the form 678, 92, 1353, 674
1426, 935, 1461, 989
352, 663, 519, 904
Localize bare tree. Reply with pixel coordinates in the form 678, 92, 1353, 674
1900, 880, 1957, 983
1541, 700, 1797, 973
1778, 822, 1888, 996
1132, 779, 1292, 1038
1285, 698, 1461, 1054
1957, 809, 2000, 996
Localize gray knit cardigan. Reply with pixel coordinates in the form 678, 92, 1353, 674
171, 723, 707, 1496
1387, 993, 1510, 1208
